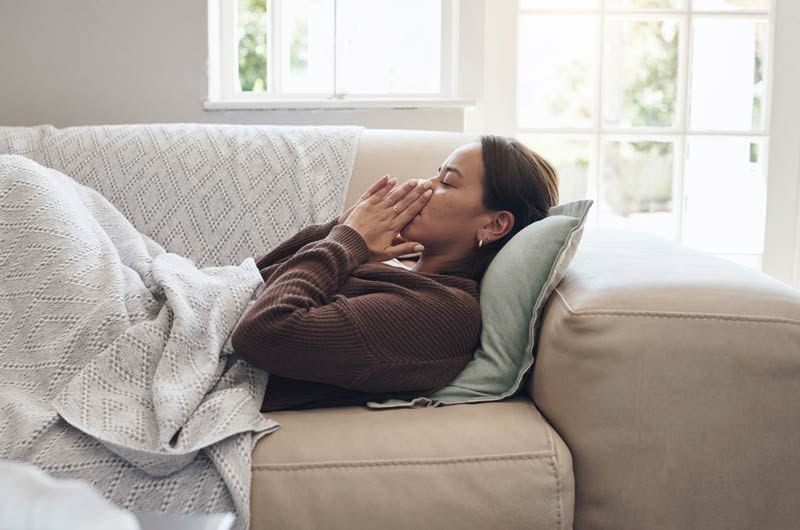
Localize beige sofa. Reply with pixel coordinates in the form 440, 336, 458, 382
2, 124, 798, 529
250, 129, 800, 530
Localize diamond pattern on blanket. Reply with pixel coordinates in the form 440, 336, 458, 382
0, 154, 278, 529
0, 123, 363, 268
0, 123, 363, 530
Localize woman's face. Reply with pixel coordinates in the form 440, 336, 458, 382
399, 142, 488, 255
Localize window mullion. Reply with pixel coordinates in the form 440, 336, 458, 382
593, 0, 606, 227
220, 0, 237, 98
676, 0, 694, 243
441, 0, 457, 99
518, 8, 769, 16
517, 127, 769, 136
762, 0, 776, 136
332, 0, 338, 97
492, 0, 517, 135
270, 0, 282, 94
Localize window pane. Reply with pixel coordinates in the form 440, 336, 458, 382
237, 0, 269, 92
603, 18, 681, 128
335, 0, 441, 94
280, 0, 334, 94
518, 16, 596, 128
693, 0, 769, 10
682, 137, 766, 254
520, 0, 599, 8
606, 0, 686, 8
517, 135, 593, 204
689, 18, 767, 131
600, 140, 676, 240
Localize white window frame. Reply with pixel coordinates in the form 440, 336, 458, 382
205, 0, 476, 110
482, 0, 800, 288
763, 0, 800, 289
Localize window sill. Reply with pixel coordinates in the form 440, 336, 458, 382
202, 98, 478, 111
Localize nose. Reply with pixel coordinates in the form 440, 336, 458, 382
420, 178, 436, 193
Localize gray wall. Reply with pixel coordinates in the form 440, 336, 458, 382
0, 0, 470, 131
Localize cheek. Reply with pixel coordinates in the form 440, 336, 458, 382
428, 194, 466, 217
426, 191, 450, 211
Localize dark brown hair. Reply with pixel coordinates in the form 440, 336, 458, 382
436, 135, 560, 284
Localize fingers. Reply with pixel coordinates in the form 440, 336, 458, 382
372, 176, 413, 202
361, 175, 394, 200
394, 192, 433, 226
379, 178, 420, 204
389, 181, 433, 213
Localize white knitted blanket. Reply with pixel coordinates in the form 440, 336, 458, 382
0, 153, 279, 528
0, 123, 362, 529
0, 123, 364, 269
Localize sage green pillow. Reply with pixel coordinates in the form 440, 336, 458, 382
367, 199, 594, 409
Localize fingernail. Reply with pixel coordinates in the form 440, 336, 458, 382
414, 244, 425, 252
421, 179, 431, 189
424, 189, 432, 197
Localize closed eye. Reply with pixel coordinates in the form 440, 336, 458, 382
436, 166, 453, 187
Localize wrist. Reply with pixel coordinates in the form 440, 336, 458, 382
325, 224, 370, 265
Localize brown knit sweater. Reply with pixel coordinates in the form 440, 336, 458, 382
229, 216, 482, 412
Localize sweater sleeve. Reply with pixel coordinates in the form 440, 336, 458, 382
231, 224, 481, 394
253, 216, 340, 271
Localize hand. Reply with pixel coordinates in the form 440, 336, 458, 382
343, 178, 433, 263
337, 174, 394, 225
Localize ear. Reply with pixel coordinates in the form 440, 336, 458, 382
486, 211, 515, 241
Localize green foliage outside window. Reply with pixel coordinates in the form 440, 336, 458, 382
235, 2, 759, 219
290, 19, 308, 72
238, 0, 268, 92
543, 19, 678, 216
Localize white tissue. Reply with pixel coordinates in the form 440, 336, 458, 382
0, 461, 140, 530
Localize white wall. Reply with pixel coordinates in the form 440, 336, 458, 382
0, 0, 482, 131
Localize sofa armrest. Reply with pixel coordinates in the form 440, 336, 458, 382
529, 226, 800, 530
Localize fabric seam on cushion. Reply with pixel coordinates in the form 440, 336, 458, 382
546, 454, 563, 530
252, 451, 551, 471
553, 288, 800, 326
526, 400, 563, 530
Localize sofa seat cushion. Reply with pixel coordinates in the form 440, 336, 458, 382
250, 395, 573, 530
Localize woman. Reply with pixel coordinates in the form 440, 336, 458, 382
230, 135, 559, 412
